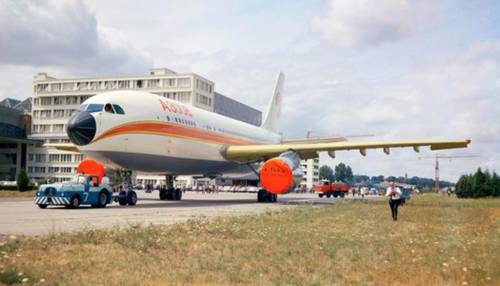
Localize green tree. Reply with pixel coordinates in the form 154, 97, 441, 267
492, 172, 500, 197
472, 168, 489, 198
334, 163, 353, 183
16, 169, 30, 192
319, 165, 334, 181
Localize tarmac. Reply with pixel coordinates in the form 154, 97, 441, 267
0, 191, 377, 236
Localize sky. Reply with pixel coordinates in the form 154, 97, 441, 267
1, 0, 499, 181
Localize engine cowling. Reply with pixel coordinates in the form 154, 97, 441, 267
259, 151, 303, 194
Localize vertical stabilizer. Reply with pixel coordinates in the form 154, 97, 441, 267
262, 72, 285, 133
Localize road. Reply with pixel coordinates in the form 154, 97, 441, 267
0, 191, 379, 236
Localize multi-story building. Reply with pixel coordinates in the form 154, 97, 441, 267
0, 101, 39, 181
300, 158, 320, 190
27, 68, 261, 184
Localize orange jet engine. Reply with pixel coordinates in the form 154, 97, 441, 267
259, 151, 304, 194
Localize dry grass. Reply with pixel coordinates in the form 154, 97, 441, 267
0, 191, 36, 198
0, 194, 499, 285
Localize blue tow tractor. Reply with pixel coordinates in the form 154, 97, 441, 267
34, 174, 137, 209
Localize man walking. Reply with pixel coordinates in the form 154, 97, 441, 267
386, 182, 402, 221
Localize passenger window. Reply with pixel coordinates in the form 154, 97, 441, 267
104, 103, 115, 114
113, 104, 125, 114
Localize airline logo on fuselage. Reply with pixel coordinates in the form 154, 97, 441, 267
159, 99, 193, 117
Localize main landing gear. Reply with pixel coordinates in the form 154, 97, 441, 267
118, 170, 137, 206
257, 189, 277, 203
159, 175, 182, 201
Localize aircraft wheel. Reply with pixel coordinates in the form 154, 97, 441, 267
127, 191, 137, 206
37, 204, 48, 209
175, 188, 182, 200
166, 189, 175, 200
118, 191, 128, 205
257, 189, 265, 202
159, 189, 167, 200
271, 194, 277, 202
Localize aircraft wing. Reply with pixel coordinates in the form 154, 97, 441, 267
44, 143, 80, 153
223, 139, 471, 162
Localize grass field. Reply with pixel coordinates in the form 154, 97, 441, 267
0, 191, 36, 198
0, 194, 498, 285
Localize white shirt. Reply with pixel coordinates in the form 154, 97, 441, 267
385, 186, 402, 200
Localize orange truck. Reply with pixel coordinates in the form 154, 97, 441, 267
314, 180, 350, 198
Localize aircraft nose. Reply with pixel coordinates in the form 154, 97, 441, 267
67, 111, 96, 146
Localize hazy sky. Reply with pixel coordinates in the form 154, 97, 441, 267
1, 0, 499, 181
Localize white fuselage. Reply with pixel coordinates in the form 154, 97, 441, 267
77, 91, 281, 176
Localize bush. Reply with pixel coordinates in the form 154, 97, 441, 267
16, 169, 30, 192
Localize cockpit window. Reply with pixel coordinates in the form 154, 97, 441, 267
113, 104, 125, 114
104, 103, 115, 114
78, 104, 88, 111
86, 104, 104, 113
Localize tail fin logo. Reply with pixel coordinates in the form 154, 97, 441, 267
275, 91, 282, 105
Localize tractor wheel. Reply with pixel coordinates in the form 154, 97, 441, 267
69, 195, 81, 209
96, 190, 108, 208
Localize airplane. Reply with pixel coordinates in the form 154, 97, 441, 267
50, 72, 471, 203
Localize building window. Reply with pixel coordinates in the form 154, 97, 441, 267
177, 92, 191, 103
39, 125, 51, 133
66, 96, 78, 105
74, 154, 85, 162
178, 78, 190, 88
48, 167, 60, 173
53, 97, 64, 105
61, 154, 72, 162
52, 124, 64, 133
61, 167, 72, 173
36, 84, 49, 93
49, 154, 60, 162
40, 97, 52, 106
34, 167, 46, 173
80, 95, 91, 103
51, 83, 61, 92
163, 79, 176, 88
196, 93, 211, 106
65, 109, 76, 117
62, 83, 74, 91
149, 79, 160, 88
53, 110, 64, 118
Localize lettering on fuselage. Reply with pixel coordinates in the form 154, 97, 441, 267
159, 99, 193, 117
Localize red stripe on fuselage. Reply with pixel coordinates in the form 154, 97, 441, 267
92, 121, 258, 146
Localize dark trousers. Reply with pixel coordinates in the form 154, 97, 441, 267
389, 199, 401, 220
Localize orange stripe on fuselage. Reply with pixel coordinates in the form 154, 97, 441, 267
92, 121, 258, 146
